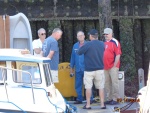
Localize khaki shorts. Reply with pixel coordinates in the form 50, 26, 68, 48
51, 70, 59, 83
84, 70, 105, 89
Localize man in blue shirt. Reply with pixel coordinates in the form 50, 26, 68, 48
70, 31, 94, 104
78, 29, 106, 109
70, 31, 86, 104
42, 28, 63, 83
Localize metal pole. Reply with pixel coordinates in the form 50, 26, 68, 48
0, 66, 35, 104
2, 69, 9, 101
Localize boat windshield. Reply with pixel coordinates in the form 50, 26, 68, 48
13, 63, 41, 84
0, 68, 7, 82
43, 63, 53, 87
0, 62, 6, 82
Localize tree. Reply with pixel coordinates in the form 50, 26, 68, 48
98, 0, 112, 36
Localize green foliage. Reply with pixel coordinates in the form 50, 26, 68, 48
28, 0, 33, 3
48, 20, 61, 35
119, 19, 138, 97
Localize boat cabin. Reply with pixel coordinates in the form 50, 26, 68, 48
0, 49, 66, 113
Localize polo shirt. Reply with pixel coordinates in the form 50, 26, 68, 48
42, 36, 59, 70
104, 38, 122, 70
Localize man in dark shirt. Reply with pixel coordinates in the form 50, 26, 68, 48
78, 29, 106, 109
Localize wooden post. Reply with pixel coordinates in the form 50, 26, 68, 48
0, 16, 5, 48
0, 15, 10, 48
5, 15, 10, 48
98, 0, 112, 37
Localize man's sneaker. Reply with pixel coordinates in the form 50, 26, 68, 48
104, 100, 113, 104
74, 100, 82, 104
109, 100, 118, 105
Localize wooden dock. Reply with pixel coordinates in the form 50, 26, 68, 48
69, 101, 140, 113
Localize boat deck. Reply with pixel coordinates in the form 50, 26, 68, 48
69, 101, 140, 113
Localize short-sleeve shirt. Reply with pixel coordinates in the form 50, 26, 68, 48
104, 38, 122, 70
42, 36, 59, 70
32, 39, 42, 57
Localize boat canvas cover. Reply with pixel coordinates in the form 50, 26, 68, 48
0, 49, 50, 63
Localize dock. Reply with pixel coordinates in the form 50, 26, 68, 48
69, 101, 140, 113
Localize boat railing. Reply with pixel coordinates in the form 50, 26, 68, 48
0, 66, 35, 104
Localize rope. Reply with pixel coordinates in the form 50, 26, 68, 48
0, 101, 27, 113
114, 96, 139, 112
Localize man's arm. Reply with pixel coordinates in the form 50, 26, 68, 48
70, 45, 75, 73
78, 43, 89, 55
113, 42, 122, 67
113, 55, 120, 67
46, 41, 58, 59
47, 51, 55, 59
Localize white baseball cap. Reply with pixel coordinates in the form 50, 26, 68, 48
103, 28, 113, 34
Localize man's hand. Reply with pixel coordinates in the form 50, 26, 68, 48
34, 48, 42, 54
70, 73, 74, 77
70, 68, 73, 74
70, 68, 74, 77
40, 51, 43, 57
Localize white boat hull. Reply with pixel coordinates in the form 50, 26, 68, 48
0, 86, 66, 112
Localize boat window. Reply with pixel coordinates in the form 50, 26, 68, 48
0, 62, 7, 82
13, 65, 41, 84
0, 68, 7, 82
43, 63, 53, 86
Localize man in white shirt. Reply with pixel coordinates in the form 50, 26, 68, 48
32, 28, 46, 57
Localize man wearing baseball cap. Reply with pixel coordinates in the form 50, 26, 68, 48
78, 29, 106, 109
103, 28, 122, 105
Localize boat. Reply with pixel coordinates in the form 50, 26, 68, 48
138, 62, 150, 113
0, 49, 76, 113
9, 13, 33, 53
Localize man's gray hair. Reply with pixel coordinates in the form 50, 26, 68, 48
37, 28, 46, 34
77, 31, 84, 35
52, 28, 63, 33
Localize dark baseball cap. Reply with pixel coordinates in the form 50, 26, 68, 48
88, 29, 98, 35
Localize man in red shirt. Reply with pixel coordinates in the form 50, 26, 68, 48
103, 28, 122, 105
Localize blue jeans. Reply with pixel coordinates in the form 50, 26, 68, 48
75, 71, 93, 102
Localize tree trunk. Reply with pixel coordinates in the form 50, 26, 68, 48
98, 0, 112, 37
133, 20, 143, 71
141, 20, 150, 82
